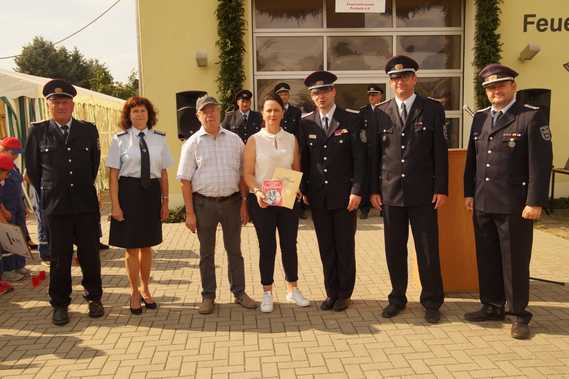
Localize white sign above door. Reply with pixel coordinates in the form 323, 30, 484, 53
335, 0, 386, 13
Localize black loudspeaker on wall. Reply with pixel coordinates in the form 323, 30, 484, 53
516, 88, 551, 124
176, 90, 207, 140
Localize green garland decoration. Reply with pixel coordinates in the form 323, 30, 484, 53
473, 0, 503, 109
216, 0, 246, 112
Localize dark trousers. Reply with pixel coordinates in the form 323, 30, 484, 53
248, 194, 299, 285
473, 210, 533, 323
383, 205, 444, 310
47, 212, 102, 307
311, 207, 357, 299
194, 194, 245, 299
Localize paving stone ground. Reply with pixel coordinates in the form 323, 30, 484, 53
1, 213, 568, 378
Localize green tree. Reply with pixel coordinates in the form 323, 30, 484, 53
15, 36, 138, 99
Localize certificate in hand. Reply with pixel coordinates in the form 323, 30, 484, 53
269, 167, 303, 209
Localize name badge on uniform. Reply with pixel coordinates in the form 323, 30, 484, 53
308, 134, 317, 139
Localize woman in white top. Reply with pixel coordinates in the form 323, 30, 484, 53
107, 96, 173, 315
243, 93, 309, 312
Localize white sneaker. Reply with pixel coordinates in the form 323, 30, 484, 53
260, 291, 273, 313
2, 271, 25, 282
286, 288, 310, 307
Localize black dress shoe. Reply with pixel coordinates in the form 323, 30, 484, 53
320, 297, 336, 311
333, 298, 350, 312
382, 304, 404, 318
98, 242, 109, 250
425, 309, 441, 324
511, 321, 530, 340
88, 300, 105, 318
52, 307, 70, 326
141, 296, 157, 309
464, 305, 505, 322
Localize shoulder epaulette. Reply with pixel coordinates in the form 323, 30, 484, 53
302, 111, 314, 119
359, 105, 369, 111
524, 104, 539, 110
31, 119, 49, 126
77, 120, 96, 127
378, 99, 391, 106
153, 130, 166, 136
115, 131, 128, 137
427, 96, 442, 103
475, 106, 491, 113
346, 108, 359, 114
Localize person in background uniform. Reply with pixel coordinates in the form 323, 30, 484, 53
273, 82, 307, 219
358, 85, 384, 220
221, 90, 262, 143
107, 96, 173, 315
298, 71, 364, 312
24, 79, 104, 326
178, 95, 257, 315
368, 56, 448, 323
463, 64, 553, 340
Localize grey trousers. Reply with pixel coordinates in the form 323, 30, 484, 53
194, 194, 245, 299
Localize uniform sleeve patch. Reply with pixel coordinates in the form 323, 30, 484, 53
539, 125, 551, 141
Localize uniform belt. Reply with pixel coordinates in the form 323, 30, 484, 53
193, 192, 239, 202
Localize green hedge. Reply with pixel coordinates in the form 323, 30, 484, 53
473, 0, 502, 109
216, 0, 246, 112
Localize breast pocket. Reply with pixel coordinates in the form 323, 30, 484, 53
414, 121, 432, 135
502, 133, 522, 151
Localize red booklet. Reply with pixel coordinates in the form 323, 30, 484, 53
262, 179, 283, 206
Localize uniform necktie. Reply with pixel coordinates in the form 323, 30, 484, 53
401, 102, 408, 124
138, 132, 151, 188
61, 125, 69, 143
242, 114, 248, 125
492, 110, 503, 128
323, 117, 329, 132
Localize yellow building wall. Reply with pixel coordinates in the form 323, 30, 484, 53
499, 0, 569, 196
137, 0, 253, 206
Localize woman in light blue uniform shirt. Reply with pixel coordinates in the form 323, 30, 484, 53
107, 96, 172, 314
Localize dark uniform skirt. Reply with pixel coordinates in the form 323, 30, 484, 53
109, 177, 162, 248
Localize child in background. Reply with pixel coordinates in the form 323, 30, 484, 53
0, 153, 17, 292
0, 138, 32, 282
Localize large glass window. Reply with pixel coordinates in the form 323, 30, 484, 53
328, 36, 392, 71
396, 35, 461, 69
255, 0, 323, 29
253, 0, 464, 146
415, 77, 461, 111
396, 0, 461, 27
256, 37, 324, 71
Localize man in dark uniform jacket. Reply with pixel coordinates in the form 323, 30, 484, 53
25, 79, 104, 326
368, 56, 448, 323
298, 71, 364, 311
221, 89, 262, 143
274, 82, 302, 136
463, 64, 553, 340
358, 84, 384, 219
274, 82, 307, 218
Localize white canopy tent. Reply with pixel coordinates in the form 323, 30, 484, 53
0, 68, 125, 191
